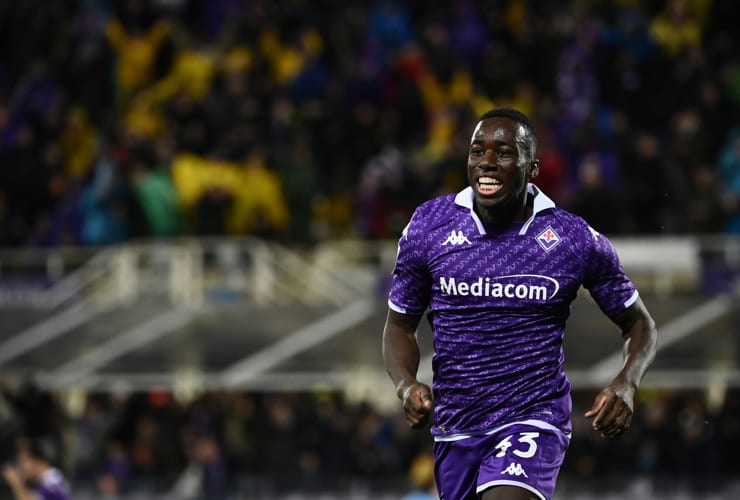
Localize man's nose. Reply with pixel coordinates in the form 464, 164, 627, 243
479, 151, 497, 168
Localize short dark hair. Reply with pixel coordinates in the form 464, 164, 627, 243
478, 108, 537, 160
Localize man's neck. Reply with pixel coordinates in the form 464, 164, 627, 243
475, 193, 534, 225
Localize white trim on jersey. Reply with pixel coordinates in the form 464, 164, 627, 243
433, 418, 572, 442
454, 184, 556, 236
625, 290, 640, 309
476, 479, 546, 500
387, 299, 407, 314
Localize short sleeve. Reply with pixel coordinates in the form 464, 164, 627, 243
582, 225, 638, 318
388, 208, 432, 316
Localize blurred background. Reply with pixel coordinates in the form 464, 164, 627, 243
0, 0, 739, 498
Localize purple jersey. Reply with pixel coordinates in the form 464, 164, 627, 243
388, 184, 638, 438
34, 468, 70, 500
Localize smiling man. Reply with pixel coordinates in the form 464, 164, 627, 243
382, 108, 658, 500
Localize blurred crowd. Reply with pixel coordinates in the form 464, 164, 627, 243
0, 385, 739, 498
0, 386, 435, 498
0, 0, 739, 249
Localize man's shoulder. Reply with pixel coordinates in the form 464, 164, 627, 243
541, 205, 584, 223
417, 192, 459, 213
539, 206, 594, 234
409, 193, 463, 228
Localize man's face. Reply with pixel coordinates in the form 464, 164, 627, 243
467, 117, 537, 218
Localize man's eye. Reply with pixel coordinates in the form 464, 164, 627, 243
498, 150, 512, 158
470, 149, 483, 156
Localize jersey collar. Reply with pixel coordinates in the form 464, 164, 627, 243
454, 183, 556, 235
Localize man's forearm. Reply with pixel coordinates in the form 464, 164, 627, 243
382, 310, 422, 398
616, 303, 657, 388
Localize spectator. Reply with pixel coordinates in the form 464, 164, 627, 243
2, 437, 70, 500
170, 433, 227, 500
229, 147, 290, 237
619, 131, 673, 234
649, 0, 706, 59
130, 139, 181, 238
79, 153, 129, 245
718, 128, 740, 233
105, 7, 172, 104
685, 165, 727, 234
97, 438, 132, 498
570, 153, 624, 235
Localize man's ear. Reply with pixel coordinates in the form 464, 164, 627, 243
528, 159, 540, 180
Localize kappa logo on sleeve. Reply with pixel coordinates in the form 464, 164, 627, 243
442, 230, 471, 246
535, 226, 561, 252
501, 462, 528, 477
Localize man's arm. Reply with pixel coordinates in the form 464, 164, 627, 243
2, 465, 34, 500
382, 309, 433, 428
585, 296, 657, 437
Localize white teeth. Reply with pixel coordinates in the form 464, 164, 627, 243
478, 177, 501, 186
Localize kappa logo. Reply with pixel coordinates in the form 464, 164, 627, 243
501, 462, 528, 478
536, 226, 561, 252
442, 230, 471, 246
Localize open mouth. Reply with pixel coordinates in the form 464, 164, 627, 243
477, 176, 502, 195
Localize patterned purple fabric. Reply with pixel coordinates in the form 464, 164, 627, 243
34, 469, 70, 500
389, 184, 637, 437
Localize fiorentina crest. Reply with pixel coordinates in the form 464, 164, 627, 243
536, 226, 561, 252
